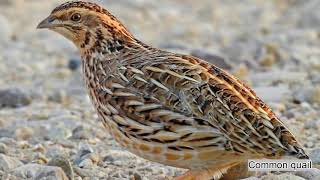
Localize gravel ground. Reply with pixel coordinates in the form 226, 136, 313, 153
0, 0, 319, 179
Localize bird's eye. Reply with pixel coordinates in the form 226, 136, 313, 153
71, 13, 81, 22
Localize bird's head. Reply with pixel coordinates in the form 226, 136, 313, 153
37, 1, 134, 52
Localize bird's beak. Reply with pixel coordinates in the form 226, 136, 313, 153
37, 15, 58, 29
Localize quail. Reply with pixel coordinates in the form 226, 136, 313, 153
37, 1, 308, 179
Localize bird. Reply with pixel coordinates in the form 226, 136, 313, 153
37, 1, 308, 180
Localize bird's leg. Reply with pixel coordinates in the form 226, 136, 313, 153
173, 162, 240, 180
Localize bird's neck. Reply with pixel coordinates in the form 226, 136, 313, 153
80, 36, 156, 76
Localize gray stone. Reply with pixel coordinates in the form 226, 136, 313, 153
12, 164, 68, 180
310, 149, 320, 165
46, 147, 69, 159
71, 126, 91, 140
0, 88, 31, 108
0, 154, 23, 171
74, 144, 94, 167
48, 155, 74, 180
294, 168, 320, 180
0, 15, 11, 43
261, 173, 305, 180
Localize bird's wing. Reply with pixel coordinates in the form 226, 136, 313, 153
104, 52, 306, 159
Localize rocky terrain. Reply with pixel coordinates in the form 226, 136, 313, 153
0, 0, 319, 179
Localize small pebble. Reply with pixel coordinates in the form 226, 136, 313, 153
17, 141, 31, 149
48, 154, 74, 180
32, 144, 46, 153
0, 119, 4, 127
0, 142, 8, 154
78, 158, 93, 168
233, 63, 249, 79
132, 172, 143, 180
0, 88, 31, 108
48, 90, 69, 104
68, 58, 81, 71
103, 155, 115, 163
34, 153, 49, 164
259, 54, 276, 67
257, 43, 281, 67
74, 144, 94, 166
72, 126, 91, 140
15, 127, 34, 140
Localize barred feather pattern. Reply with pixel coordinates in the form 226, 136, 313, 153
80, 37, 307, 170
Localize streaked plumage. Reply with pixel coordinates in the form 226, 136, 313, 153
37, 1, 308, 179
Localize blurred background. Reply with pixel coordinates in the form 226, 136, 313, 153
0, 0, 319, 179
